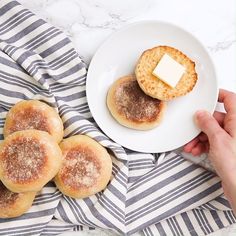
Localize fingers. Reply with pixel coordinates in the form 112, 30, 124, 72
184, 137, 199, 153
213, 110, 236, 137
195, 110, 225, 142
224, 113, 236, 138
218, 89, 236, 114
218, 89, 236, 137
198, 133, 208, 142
184, 140, 208, 156
184, 133, 208, 153
184, 88, 236, 155
191, 142, 209, 156
213, 111, 225, 127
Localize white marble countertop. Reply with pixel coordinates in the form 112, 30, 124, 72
18, 0, 236, 235
19, 0, 236, 92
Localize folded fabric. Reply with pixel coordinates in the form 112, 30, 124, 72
0, 1, 235, 235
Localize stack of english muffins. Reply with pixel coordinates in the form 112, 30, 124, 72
0, 100, 112, 218
107, 45, 198, 130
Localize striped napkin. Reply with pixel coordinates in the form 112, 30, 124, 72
0, 1, 235, 235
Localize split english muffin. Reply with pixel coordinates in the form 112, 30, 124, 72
106, 75, 166, 130
135, 46, 198, 101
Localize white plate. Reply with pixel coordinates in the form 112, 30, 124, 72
86, 21, 218, 153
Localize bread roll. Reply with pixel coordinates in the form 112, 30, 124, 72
4, 100, 64, 143
54, 135, 112, 198
107, 75, 166, 130
135, 46, 198, 100
0, 181, 36, 218
0, 130, 62, 192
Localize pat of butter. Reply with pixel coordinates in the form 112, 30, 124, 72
152, 54, 185, 88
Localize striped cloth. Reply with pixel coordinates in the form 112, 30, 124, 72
0, 1, 235, 235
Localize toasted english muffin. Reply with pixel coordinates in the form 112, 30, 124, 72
106, 75, 166, 130
135, 46, 198, 101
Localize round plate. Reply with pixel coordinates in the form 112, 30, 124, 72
86, 21, 218, 153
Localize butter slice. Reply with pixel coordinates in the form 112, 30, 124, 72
152, 54, 185, 88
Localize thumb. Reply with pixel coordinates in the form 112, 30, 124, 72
195, 110, 224, 141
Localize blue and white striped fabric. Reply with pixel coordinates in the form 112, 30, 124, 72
0, 1, 235, 235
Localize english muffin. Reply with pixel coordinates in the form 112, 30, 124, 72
4, 100, 64, 143
135, 46, 198, 101
107, 75, 166, 130
0, 130, 62, 193
54, 135, 112, 199
0, 181, 36, 218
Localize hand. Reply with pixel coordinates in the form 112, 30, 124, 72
184, 89, 236, 214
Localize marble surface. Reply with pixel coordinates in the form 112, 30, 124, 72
18, 0, 236, 92
18, 0, 236, 235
